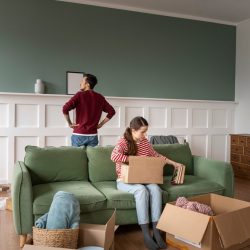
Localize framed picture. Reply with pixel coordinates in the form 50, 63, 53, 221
66, 71, 84, 95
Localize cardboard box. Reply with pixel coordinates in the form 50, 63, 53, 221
5, 197, 12, 211
23, 210, 116, 250
157, 194, 250, 250
121, 156, 166, 184
0, 184, 10, 197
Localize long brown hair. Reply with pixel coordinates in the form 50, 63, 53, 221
124, 116, 148, 155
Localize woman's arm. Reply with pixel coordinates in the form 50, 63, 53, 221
148, 140, 184, 169
111, 139, 129, 163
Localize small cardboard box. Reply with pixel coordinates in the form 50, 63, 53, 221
157, 193, 250, 250
121, 156, 166, 184
5, 197, 12, 211
23, 210, 116, 250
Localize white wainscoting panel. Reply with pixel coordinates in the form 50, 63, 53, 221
15, 136, 39, 162
45, 136, 68, 147
0, 104, 8, 127
0, 92, 236, 183
192, 109, 208, 128
0, 137, 8, 182
171, 108, 188, 128
46, 105, 67, 128
148, 107, 167, 128
100, 106, 121, 128
211, 135, 227, 161
99, 135, 120, 146
125, 107, 144, 126
212, 109, 228, 128
15, 104, 39, 128
191, 135, 208, 158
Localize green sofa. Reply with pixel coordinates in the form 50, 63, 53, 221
12, 143, 234, 245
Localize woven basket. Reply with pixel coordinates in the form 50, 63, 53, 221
32, 227, 79, 249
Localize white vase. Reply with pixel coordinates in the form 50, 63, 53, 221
34, 79, 45, 94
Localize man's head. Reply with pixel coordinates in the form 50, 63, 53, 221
80, 73, 98, 91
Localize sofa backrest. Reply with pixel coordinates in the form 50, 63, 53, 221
153, 143, 193, 175
24, 146, 88, 185
87, 143, 194, 182
87, 146, 116, 182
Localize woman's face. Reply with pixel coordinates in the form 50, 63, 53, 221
132, 126, 148, 141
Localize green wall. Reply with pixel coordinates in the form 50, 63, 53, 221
0, 0, 236, 100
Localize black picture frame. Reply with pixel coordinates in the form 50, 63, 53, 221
66, 71, 84, 95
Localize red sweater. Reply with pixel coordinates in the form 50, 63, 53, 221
63, 90, 115, 134
111, 137, 167, 178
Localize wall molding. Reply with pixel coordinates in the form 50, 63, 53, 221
0, 92, 236, 183
57, 0, 236, 26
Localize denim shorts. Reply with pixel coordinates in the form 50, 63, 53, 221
71, 134, 98, 147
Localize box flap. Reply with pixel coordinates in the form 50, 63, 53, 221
214, 207, 250, 248
78, 210, 116, 248
157, 204, 210, 245
79, 224, 106, 247
104, 210, 116, 249
210, 193, 250, 214
129, 156, 166, 167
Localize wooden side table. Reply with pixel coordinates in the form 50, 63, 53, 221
230, 134, 250, 179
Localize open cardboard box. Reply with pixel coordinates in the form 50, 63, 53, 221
157, 193, 250, 250
23, 210, 116, 250
121, 156, 166, 184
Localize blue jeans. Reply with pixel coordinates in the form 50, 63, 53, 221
46, 191, 80, 229
35, 191, 80, 229
117, 181, 163, 225
71, 134, 98, 147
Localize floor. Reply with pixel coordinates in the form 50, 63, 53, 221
0, 177, 250, 250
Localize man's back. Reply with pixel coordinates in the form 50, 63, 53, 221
63, 73, 115, 147
63, 90, 115, 134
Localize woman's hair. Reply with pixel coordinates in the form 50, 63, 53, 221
124, 116, 148, 155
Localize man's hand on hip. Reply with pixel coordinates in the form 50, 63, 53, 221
69, 123, 79, 128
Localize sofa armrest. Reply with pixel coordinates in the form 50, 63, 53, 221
193, 155, 234, 197
12, 161, 33, 235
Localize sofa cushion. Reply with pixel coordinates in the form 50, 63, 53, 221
24, 146, 88, 185
93, 181, 135, 209
87, 146, 116, 182
153, 143, 193, 175
32, 181, 107, 214
93, 181, 168, 209
160, 175, 225, 202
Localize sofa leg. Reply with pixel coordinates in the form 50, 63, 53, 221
19, 234, 27, 248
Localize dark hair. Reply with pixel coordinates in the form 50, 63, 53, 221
124, 116, 148, 155
83, 73, 98, 89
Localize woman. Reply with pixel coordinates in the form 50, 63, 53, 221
111, 116, 184, 250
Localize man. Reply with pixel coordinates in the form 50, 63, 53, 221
63, 73, 115, 147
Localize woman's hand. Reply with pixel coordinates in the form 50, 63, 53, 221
125, 156, 129, 164
173, 162, 184, 170
165, 158, 184, 169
